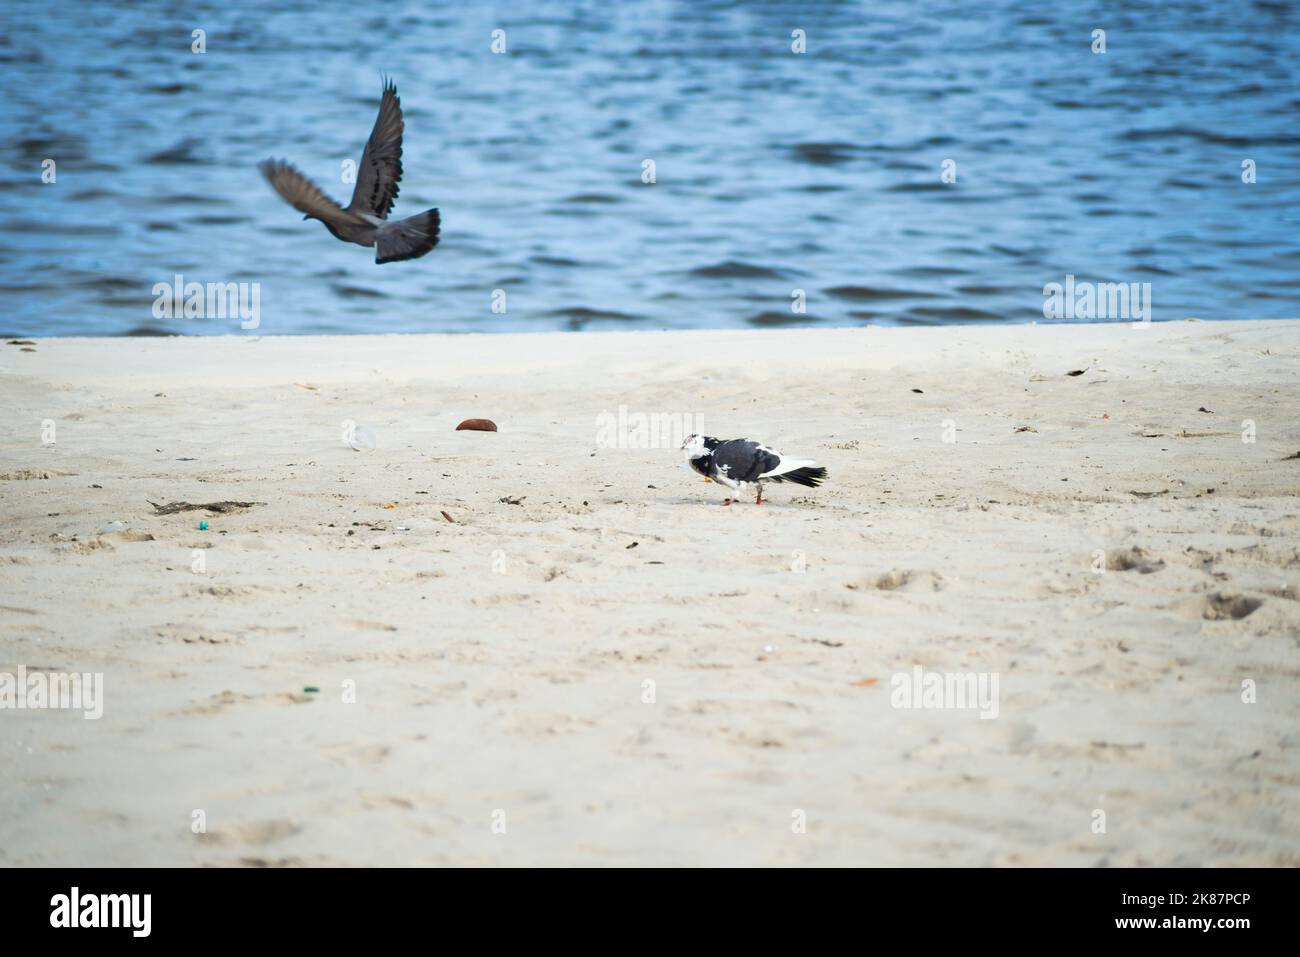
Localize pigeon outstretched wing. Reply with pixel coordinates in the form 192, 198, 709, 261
347, 77, 404, 221
259, 159, 368, 228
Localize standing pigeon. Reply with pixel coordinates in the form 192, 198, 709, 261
680, 434, 828, 505
258, 78, 440, 263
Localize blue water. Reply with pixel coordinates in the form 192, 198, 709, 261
2, 0, 1298, 336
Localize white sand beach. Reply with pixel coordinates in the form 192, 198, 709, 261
0, 319, 1297, 866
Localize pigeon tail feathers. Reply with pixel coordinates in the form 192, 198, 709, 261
765, 465, 827, 488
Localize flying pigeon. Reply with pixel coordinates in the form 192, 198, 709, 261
258, 78, 440, 264
680, 434, 828, 505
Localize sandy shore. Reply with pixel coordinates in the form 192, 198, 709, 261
1, 320, 1297, 866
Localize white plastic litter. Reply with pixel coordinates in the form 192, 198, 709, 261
347, 424, 377, 451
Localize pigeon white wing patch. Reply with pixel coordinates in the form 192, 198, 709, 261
760, 458, 816, 478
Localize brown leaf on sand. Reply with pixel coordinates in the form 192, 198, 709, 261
440, 511, 455, 523
1014, 425, 1037, 433
456, 418, 497, 432
850, 677, 879, 688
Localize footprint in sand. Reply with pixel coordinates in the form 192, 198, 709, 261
150, 623, 243, 645
67, 538, 115, 554
845, 569, 945, 592
174, 688, 314, 715
1105, 546, 1166, 574
1201, 592, 1263, 621
0, 469, 77, 480
198, 818, 301, 847
234, 857, 306, 868
194, 584, 253, 599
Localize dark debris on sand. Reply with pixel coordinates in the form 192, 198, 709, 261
149, 500, 263, 515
